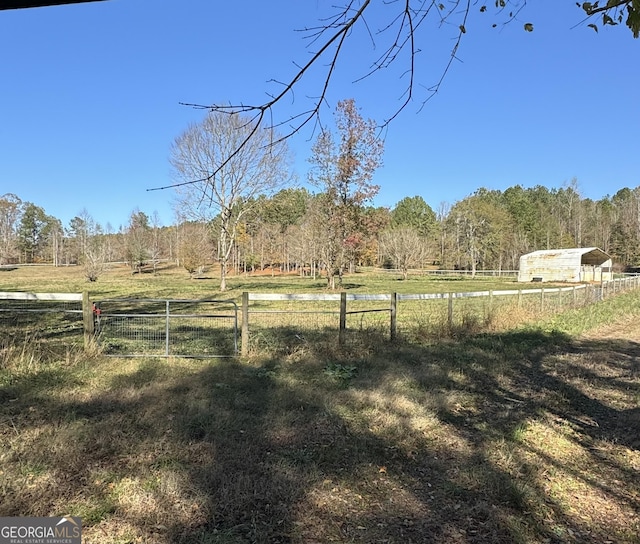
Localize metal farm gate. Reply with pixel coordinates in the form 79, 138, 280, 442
95, 298, 238, 357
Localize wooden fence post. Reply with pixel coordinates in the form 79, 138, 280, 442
241, 292, 249, 356
82, 291, 94, 349
447, 293, 453, 331
390, 292, 397, 342
339, 292, 347, 346
517, 289, 522, 309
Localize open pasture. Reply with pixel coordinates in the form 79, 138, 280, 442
1, 264, 639, 543
0, 264, 583, 356
0, 263, 523, 300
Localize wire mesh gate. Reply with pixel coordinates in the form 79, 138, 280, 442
95, 298, 238, 357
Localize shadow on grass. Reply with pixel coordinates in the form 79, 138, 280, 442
1, 327, 639, 543
97, 323, 238, 358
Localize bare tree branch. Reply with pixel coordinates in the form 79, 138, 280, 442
169, 111, 291, 290
152, 0, 635, 193
583, 0, 631, 16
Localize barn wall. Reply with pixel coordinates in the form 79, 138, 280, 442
518, 254, 581, 282
518, 253, 613, 283
581, 266, 598, 282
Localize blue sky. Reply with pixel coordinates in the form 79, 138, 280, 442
1, 0, 638, 230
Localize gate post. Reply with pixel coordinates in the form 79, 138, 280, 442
241, 292, 249, 356
82, 291, 94, 350
339, 292, 347, 346
390, 292, 397, 342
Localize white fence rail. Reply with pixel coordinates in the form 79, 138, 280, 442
373, 268, 519, 278
241, 276, 640, 354
0, 291, 82, 302
2, 275, 639, 356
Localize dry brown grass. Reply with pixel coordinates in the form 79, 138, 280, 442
1, 316, 639, 543
1, 267, 639, 543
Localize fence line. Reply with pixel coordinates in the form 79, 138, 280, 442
2, 274, 640, 357
241, 276, 640, 354
374, 268, 519, 278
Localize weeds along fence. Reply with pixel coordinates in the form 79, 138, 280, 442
2, 275, 639, 357
241, 276, 640, 354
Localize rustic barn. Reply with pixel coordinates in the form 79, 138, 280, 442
518, 248, 613, 283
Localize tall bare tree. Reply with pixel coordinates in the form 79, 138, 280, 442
379, 227, 427, 280
170, 112, 291, 291
309, 99, 383, 289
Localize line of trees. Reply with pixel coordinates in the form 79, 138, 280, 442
3, 179, 640, 283
0, 198, 175, 280
225, 181, 640, 278
3, 102, 639, 286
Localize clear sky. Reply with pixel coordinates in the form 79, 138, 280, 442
1, 0, 638, 230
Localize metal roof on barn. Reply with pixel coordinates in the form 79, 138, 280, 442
522, 247, 611, 266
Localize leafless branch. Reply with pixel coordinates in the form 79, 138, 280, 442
150, 0, 372, 194
418, 0, 471, 111
155, 0, 542, 192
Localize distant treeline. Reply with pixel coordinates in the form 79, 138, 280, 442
1, 180, 639, 274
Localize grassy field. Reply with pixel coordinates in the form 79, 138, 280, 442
1, 265, 639, 543
0, 263, 523, 300
0, 263, 581, 354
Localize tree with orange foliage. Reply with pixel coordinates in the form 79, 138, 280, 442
308, 99, 384, 289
